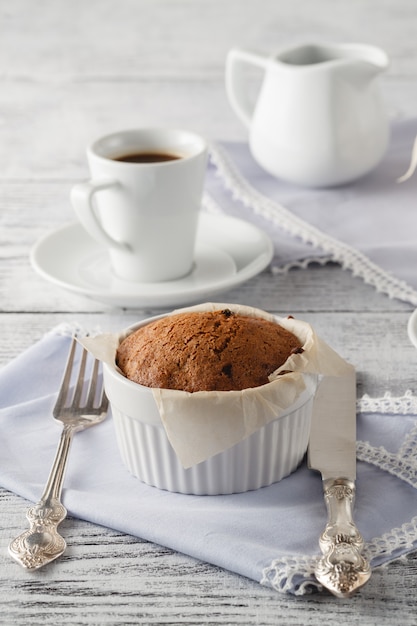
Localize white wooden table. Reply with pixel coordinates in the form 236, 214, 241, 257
1, 1, 417, 624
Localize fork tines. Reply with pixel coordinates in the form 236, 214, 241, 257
53, 336, 108, 415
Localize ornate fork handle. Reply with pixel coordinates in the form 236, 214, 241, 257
314, 478, 372, 597
8, 424, 74, 570
9, 338, 108, 571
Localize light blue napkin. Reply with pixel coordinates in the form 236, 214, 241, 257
1, 327, 417, 594
206, 118, 417, 306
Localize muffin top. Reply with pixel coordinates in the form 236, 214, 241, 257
116, 309, 303, 392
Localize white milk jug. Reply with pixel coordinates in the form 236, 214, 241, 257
226, 43, 389, 187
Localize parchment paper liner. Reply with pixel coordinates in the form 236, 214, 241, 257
82, 303, 354, 468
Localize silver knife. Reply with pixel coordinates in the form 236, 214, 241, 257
308, 371, 371, 597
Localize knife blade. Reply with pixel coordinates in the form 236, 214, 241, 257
308, 370, 371, 597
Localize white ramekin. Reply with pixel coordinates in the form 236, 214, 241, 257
103, 314, 318, 495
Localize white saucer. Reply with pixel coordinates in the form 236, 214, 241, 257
30, 213, 274, 308
407, 309, 417, 349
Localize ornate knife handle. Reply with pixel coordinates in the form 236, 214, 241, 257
314, 478, 371, 597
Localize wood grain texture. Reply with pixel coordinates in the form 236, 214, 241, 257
2, 485, 417, 626
1, 0, 417, 623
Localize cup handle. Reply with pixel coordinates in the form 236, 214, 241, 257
225, 48, 269, 128
70, 179, 130, 251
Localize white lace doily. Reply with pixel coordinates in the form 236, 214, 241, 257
206, 143, 417, 307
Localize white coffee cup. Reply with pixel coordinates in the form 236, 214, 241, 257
71, 128, 208, 282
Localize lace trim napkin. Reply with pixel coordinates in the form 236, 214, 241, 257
204, 118, 417, 306
1, 326, 417, 595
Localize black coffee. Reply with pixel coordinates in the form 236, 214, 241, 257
113, 151, 181, 163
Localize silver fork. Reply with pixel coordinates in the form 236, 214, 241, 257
8, 337, 108, 571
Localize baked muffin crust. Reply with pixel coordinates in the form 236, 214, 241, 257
116, 309, 302, 392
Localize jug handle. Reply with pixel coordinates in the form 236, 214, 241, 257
225, 48, 269, 128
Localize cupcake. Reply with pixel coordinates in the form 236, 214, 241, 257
97, 303, 324, 495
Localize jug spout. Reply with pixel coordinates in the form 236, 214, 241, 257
334, 43, 389, 83
277, 42, 388, 68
